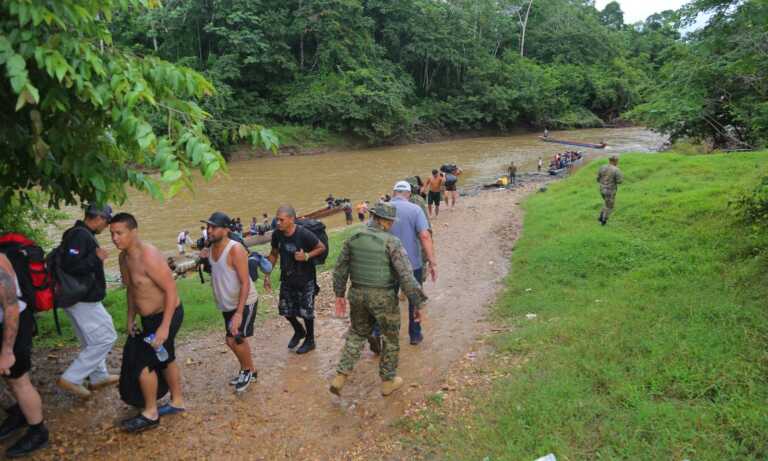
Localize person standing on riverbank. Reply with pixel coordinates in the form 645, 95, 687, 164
343, 200, 353, 225
442, 165, 462, 209
176, 230, 191, 255
329, 203, 427, 397
268, 206, 326, 354
110, 213, 185, 432
422, 170, 445, 218
200, 212, 259, 392
0, 254, 50, 457
508, 162, 517, 185
56, 204, 119, 400
597, 155, 624, 225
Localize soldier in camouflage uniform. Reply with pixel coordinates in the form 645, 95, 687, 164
596, 155, 624, 225
330, 203, 427, 397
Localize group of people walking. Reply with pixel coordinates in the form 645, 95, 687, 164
0, 155, 622, 457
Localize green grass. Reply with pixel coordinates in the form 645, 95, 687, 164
272, 124, 354, 150
34, 224, 362, 347
409, 152, 768, 460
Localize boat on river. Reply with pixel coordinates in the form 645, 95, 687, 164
548, 151, 584, 175
300, 206, 343, 220
539, 136, 607, 149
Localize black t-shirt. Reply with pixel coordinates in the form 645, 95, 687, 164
271, 226, 320, 285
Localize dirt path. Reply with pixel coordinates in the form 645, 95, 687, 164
23, 181, 545, 460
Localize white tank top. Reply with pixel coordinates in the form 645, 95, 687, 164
210, 240, 258, 312
0, 273, 27, 324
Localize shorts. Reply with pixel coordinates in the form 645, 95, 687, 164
445, 182, 457, 192
0, 309, 34, 379
357, 213, 365, 221
222, 302, 257, 338
278, 279, 317, 320
427, 191, 442, 206
141, 304, 184, 368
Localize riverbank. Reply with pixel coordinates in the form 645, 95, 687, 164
27, 180, 548, 459
385, 152, 768, 460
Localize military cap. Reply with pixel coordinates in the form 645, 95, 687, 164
609, 155, 619, 161
369, 202, 397, 221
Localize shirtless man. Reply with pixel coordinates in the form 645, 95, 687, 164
421, 169, 445, 218
110, 213, 185, 433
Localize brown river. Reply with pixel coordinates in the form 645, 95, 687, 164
76, 127, 664, 262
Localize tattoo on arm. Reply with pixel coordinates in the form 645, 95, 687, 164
0, 269, 19, 308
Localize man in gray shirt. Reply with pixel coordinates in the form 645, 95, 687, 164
387, 181, 437, 345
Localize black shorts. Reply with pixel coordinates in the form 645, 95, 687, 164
427, 191, 442, 205
141, 304, 184, 368
222, 302, 257, 338
357, 213, 365, 221
0, 308, 34, 379
445, 182, 457, 191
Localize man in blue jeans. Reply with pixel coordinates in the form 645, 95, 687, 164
373, 181, 436, 347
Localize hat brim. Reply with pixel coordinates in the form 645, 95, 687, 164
201, 220, 227, 227
370, 212, 396, 221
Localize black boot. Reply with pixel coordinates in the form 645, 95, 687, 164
6, 424, 49, 458
0, 405, 27, 441
286, 317, 306, 349
296, 318, 315, 354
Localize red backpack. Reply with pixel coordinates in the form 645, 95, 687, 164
0, 232, 55, 312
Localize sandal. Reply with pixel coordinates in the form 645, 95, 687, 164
121, 414, 159, 433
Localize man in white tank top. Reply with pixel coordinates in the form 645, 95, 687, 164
0, 254, 49, 457
200, 212, 258, 393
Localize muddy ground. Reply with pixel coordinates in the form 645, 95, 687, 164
15, 180, 547, 460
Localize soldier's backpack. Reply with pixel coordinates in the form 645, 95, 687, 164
296, 218, 329, 266
0, 232, 54, 313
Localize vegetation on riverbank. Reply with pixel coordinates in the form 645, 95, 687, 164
33, 225, 362, 348
404, 152, 768, 460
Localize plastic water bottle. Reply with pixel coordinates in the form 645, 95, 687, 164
144, 333, 169, 362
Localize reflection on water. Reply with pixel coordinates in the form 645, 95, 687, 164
65, 127, 664, 261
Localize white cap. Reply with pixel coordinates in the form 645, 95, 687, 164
393, 181, 412, 192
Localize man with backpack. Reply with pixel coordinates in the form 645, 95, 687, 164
199, 212, 259, 393
56, 204, 119, 399
0, 254, 50, 457
267, 205, 327, 355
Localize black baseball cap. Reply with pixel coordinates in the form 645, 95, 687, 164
201, 211, 231, 228
85, 204, 113, 220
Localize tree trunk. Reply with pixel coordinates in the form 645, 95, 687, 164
520, 0, 534, 57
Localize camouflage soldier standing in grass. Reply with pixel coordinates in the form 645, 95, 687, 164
597, 155, 624, 225
330, 203, 427, 397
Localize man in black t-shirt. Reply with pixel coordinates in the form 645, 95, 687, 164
267, 205, 326, 354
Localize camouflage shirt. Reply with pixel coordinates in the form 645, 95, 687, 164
333, 222, 428, 309
597, 164, 623, 190
409, 194, 431, 231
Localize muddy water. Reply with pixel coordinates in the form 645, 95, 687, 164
88, 127, 663, 257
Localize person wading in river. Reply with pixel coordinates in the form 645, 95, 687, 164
597, 155, 624, 225
111, 213, 185, 432
330, 203, 427, 397
200, 212, 259, 392
421, 169, 445, 218
267, 206, 326, 354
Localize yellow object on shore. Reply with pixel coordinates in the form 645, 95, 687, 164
498, 176, 510, 186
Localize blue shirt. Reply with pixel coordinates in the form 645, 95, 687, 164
389, 196, 429, 270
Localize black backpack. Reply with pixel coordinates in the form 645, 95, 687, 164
296, 219, 329, 266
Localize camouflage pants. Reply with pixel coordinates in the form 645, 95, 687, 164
601, 188, 617, 220
336, 286, 400, 381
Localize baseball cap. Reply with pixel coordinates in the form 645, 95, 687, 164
393, 181, 412, 192
201, 211, 231, 228
85, 204, 113, 220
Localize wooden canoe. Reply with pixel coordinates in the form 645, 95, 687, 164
244, 231, 273, 246
299, 206, 344, 220
548, 156, 584, 175
539, 137, 607, 149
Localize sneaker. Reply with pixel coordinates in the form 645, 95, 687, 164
56, 378, 91, 399
0, 407, 26, 441
5, 426, 49, 458
295, 339, 315, 355
229, 370, 257, 386
234, 370, 254, 393
88, 374, 119, 391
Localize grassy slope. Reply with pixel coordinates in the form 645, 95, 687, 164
413, 153, 768, 460
34, 224, 362, 347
